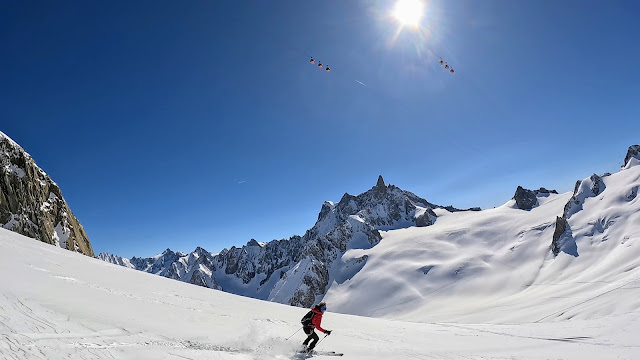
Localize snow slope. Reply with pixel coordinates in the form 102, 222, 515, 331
1, 227, 639, 359
326, 164, 640, 324
2, 151, 640, 359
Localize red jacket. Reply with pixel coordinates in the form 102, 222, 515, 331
310, 308, 327, 333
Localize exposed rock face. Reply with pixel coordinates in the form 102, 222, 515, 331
535, 188, 558, 195
444, 205, 482, 212
513, 186, 559, 210
551, 216, 568, 256
551, 174, 606, 257
513, 186, 538, 210
623, 145, 640, 168
415, 208, 437, 227
0, 132, 94, 256
563, 174, 605, 218
101, 175, 478, 308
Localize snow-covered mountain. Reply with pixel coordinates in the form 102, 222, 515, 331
0, 131, 94, 256
2, 177, 640, 359
325, 145, 640, 322
2, 143, 639, 359
99, 175, 478, 307
100, 145, 640, 322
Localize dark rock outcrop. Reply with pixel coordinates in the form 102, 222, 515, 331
415, 208, 437, 227
535, 187, 558, 195
551, 173, 606, 257
444, 205, 482, 212
623, 145, 640, 168
551, 216, 568, 256
514, 186, 538, 210
0, 132, 94, 256
563, 174, 605, 218
513, 186, 558, 210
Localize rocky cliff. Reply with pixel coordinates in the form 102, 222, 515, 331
623, 145, 640, 169
0, 132, 94, 256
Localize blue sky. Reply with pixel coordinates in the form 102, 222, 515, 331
1, 0, 639, 258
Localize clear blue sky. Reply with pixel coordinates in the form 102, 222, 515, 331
2, 1, 639, 258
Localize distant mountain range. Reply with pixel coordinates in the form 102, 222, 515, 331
3, 128, 638, 314
98, 175, 480, 307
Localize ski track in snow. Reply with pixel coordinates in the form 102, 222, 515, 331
0, 282, 311, 360
0, 291, 261, 360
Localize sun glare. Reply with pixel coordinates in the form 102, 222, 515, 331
392, 0, 425, 28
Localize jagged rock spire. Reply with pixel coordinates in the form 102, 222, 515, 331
374, 175, 387, 195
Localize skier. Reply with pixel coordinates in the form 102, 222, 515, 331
300, 301, 332, 353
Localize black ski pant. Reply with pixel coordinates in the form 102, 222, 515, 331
302, 326, 319, 349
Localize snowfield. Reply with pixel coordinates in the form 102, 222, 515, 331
1, 228, 639, 360
1, 163, 640, 359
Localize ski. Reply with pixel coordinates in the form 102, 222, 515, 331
313, 350, 343, 356
295, 350, 344, 357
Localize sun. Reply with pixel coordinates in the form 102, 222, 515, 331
392, 0, 425, 28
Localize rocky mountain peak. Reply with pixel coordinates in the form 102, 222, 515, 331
194, 246, 209, 256
0, 132, 94, 256
247, 238, 261, 247
623, 145, 640, 168
311, 176, 465, 241
317, 201, 334, 221
374, 175, 386, 194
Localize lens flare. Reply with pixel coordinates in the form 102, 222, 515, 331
392, 0, 425, 28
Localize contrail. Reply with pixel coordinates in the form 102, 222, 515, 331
355, 80, 367, 87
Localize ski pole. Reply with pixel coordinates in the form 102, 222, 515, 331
286, 327, 302, 340
315, 333, 329, 347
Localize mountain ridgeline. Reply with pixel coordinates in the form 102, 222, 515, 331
0, 132, 94, 256
2, 129, 638, 313
99, 175, 480, 307
100, 145, 640, 308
